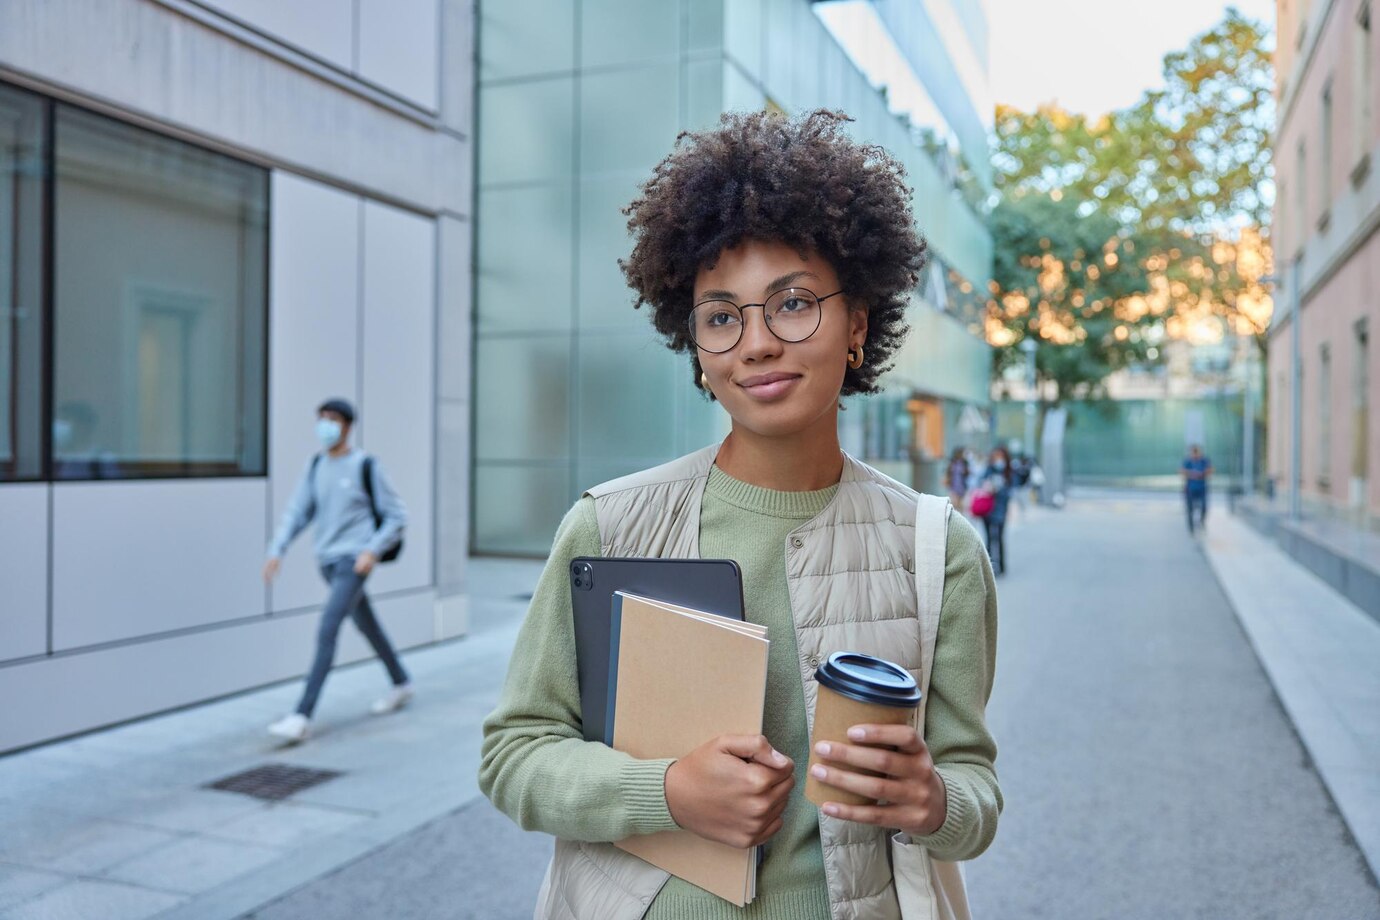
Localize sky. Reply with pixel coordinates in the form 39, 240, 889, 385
985, 0, 1277, 118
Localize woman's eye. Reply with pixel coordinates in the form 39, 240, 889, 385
779, 296, 810, 313
707, 311, 737, 327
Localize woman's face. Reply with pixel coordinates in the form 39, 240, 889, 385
693, 239, 866, 440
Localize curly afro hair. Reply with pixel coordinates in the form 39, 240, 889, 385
619, 109, 928, 397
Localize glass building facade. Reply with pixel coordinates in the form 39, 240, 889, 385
475, 0, 994, 554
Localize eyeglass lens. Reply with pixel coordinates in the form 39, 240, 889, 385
688, 288, 824, 353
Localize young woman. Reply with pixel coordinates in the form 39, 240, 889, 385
480, 110, 1000, 920
975, 446, 1015, 576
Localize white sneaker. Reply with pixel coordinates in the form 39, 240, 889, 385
267, 713, 310, 743
371, 684, 413, 715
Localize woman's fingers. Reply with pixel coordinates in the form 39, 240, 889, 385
817, 800, 906, 825
845, 724, 926, 754
808, 761, 905, 803
814, 740, 914, 777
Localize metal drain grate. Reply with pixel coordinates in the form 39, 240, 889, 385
206, 764, 343, 801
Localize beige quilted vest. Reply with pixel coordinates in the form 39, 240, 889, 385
533, 443, 970, 920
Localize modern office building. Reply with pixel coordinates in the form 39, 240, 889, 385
474, 0, 994, 554
1271, 0, 1380, 528
0, 0, 473, 753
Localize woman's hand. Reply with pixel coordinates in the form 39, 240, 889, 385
665, 734, 795, 849
809, 724, 947, 837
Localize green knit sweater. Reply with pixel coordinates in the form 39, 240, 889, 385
479, 466, 1001, 920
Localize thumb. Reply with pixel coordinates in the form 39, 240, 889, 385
718, 734, 789, 768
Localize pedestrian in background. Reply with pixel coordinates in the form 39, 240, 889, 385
973, 446, 1014, 576
1008, 446, 1032, 516
944, 447, 969, 508
1181, 443, 1213, 534
261, 398, 412, 743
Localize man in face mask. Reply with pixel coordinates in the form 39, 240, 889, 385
261, 398, 412, 743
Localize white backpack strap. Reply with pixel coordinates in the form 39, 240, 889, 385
897, 493, 973, 920
914, 494, 951, 714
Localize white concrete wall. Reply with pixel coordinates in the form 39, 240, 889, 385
0, 0, 471, 753
268, 173, 363, 614
0, 0, 462, 215
204, 0, 356, 72
359, 200, 437, 596
358, 0, 441, 110
0, 589, 437, 753
204, 0, 441, 111
51, 480, 268, 650
0, 171, 443, 753
0, 484, 48, 663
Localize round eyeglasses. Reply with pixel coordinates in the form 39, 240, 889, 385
687, 288, 845, 354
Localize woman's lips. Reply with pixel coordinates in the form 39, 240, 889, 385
737, 374, 802, 400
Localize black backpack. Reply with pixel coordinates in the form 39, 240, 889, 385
309, 453, 403, 563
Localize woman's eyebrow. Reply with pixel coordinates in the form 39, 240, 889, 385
696, 271, 821, 303
764, 270, 818, 292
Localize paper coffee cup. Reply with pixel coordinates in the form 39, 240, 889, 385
805, 651, 922, 808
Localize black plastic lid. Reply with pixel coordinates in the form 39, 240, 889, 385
814, 652, 921, 708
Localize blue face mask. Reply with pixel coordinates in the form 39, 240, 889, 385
316, 418, 343, 450
994, 460, 1006, 471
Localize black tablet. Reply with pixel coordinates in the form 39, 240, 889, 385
570, 556, 745, 744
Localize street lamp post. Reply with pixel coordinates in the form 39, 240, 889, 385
1020, 338, 1038, 463
1290, 259, 1302, 521
1242, 350, 1255, 498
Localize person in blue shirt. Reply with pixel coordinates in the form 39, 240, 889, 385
1181, 444, 1213, 534
261, 398, 412, 743
976, 446, 1015, 575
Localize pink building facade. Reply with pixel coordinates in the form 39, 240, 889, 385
1271, 0, 1380, 528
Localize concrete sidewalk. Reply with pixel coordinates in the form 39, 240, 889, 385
1070, 489, 1380, 881
1203, 511, 1380, 882
0, 558, 543, 920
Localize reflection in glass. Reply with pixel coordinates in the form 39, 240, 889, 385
0, 85, 46, 481
52, 105, 267, 478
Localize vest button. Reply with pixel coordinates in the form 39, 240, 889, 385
790, 536, 805, 549
808, 654, 821, 669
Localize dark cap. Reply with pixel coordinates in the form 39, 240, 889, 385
317, 398, 356, 423
815, 651, 921, 708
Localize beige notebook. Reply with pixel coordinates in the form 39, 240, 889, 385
609, 591, 770, 906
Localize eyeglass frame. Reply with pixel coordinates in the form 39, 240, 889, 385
686, 287, 847, 354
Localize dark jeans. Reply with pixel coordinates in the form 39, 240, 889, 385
296, 557, 409, 717
1186, 489, 1208, 533
983, 517, 1007, 575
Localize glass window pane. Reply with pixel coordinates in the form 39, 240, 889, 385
473, 463, 572, 556
52, 105, 267, 479
0, 84, 46, 481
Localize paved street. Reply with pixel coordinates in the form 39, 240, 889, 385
966, 493, 1379, 918
2, 494, 1378, 919
248, 494, 1380, 920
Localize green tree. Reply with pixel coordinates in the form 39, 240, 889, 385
988, 193, 1156, 401
987, 6, 1275, 396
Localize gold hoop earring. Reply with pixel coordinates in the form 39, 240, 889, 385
847, 346, 865, 369
700, 372, 710, 390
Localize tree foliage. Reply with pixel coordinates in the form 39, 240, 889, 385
987, 7, 1275, 399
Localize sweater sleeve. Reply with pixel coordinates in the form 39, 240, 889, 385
905, 512, 1002, 861
478, 498, 681, 842
267, 459, 316, 559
